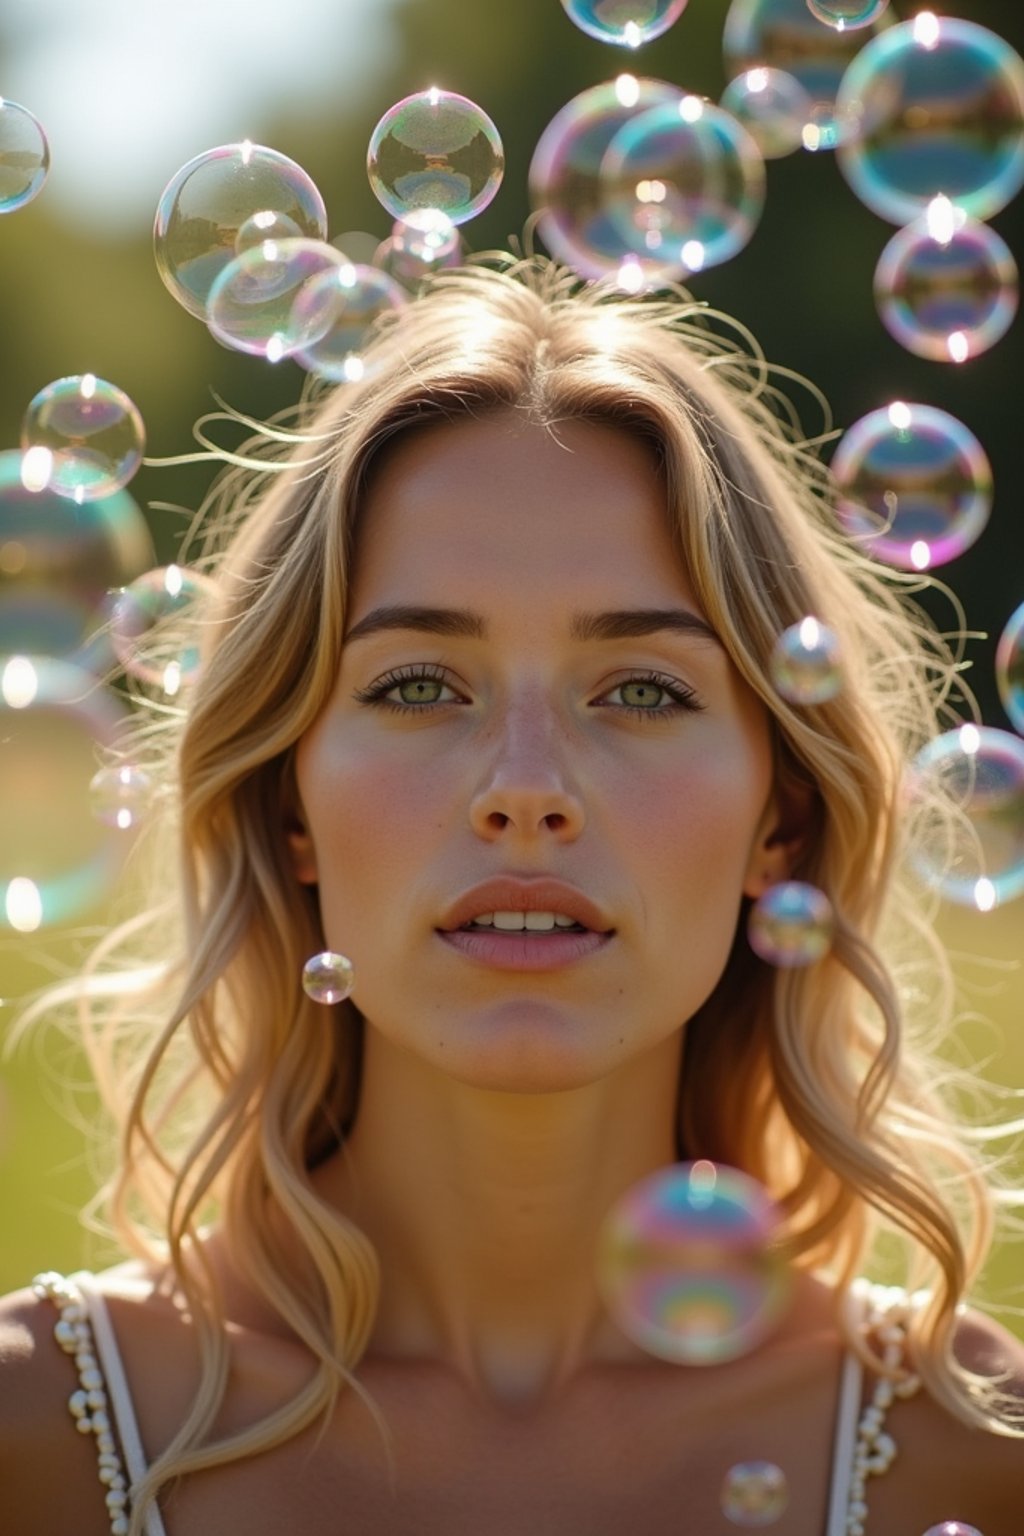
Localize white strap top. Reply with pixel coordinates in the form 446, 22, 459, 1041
34, 1270, 920, 1536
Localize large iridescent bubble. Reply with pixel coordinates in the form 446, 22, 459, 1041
996, 601, 1024, 737
205, 237, 351, 360
596, 1160, 792, 1365
1, 656, 130, 929
830, 402, 992, 572
21, 376, 146, 504
559, 0, 689, 48
0, 97, 50, 213
836, 16, 1024, 224
909, 724, 1024, 909
874, 199, 1018, 363
0, 449, 154, 668
154, 142, 328, 321
599, 95, 766, 275
530, 76, 688, 283
367, 89, 504, 225
723, 0, 892, 150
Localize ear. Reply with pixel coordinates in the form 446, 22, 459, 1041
283, 805, 319, 886
742, 780, 817, 901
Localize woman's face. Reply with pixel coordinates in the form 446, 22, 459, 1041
288, 411, 789, 1091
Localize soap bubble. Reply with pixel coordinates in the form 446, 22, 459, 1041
367, 89, 504, 225
0, 449, 154, 667
154, 142, 328, 321
748, 882, 835, 967
921, 1525, 984, 1536
996, 602, 1024, 737
874, 200, 1018, 363
0, 97, 50, 213
529, 76, 686, 282
559, 0, 689, 48
599, 95, 766, 274
110, 565, 217, 696
836, 17, 1024, 225
292, 263, 407, 382
377, 209, 463, 287
596, 1161, 791, 1365
721, 1461, 789, 1526
723, 0, 892, 150
830, 402, 992, 572
89, 764, 155, 831
205, 237, 350, 360
302, 951, 355, 1004
806, 0, 888, 31
234, 208, 304, 256
909, 725, 1024, 909
770, 617, 843, 704
21, 376, 146, 504
720, 68, 813, 159
1, 656, 130, 928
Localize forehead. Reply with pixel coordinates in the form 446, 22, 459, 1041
349, 410, 701, 613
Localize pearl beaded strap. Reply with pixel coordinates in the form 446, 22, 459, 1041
33, 1270, 133, 1536
844, 1283, 922, 1536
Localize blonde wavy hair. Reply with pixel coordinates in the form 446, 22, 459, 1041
14, 253, 1024, 1530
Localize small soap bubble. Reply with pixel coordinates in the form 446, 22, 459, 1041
377, 209, 463, 287
720, 68, 813, 159
559, 0, 689, 48
530, 77, 688, 282
770, 618, 843, 704
996, 601, 1024, 737
292, 263, 407, 383
921, 1525, 984, 1536
836, 18, 1024, 224
110, 565, 217, 695
21, 376, 146, 504
748, 882, 835, 967
721, 1461, 789, 1526
599, 95, 766, 274
0, 97, 50, 212
154, 142, 328, 321
88, 764, 155, 831
806, 0, 888, 31
831, 403, 992, 571
874, 206, 1018, 363
723, 0, 890, 149
909, 726, 1024, 908
302, 951, 356, 1004
596, 1161, 791, 1365
0, 656, 130, 927
205, 237, 351, 360
367, 89, 504, 225
234, 209, 304, 256
0, 449, 154, 667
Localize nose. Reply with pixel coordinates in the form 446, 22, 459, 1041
467, 685, 585, 843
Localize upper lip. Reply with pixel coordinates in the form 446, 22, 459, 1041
437, 878, 615, 934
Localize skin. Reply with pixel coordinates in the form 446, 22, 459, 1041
284, 409, 802, 1410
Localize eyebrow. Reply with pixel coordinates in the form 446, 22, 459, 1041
343, 604, 723, 648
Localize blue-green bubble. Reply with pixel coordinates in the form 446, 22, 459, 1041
0, 97, 49, 213
910, 725, 1024, 909
996, 602, 1024, 738
559, 0, 688, 48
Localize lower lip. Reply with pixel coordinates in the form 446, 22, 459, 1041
436, 927, 614, 971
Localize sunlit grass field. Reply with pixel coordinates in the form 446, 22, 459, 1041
2, 901, 1021, 1335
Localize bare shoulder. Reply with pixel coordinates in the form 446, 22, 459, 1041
0, 1278, 113, 1536
869, 1304, 1024, 1536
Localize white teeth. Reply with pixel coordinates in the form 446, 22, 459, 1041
469, 910, 583, 931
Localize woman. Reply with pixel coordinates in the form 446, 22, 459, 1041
1, 255, 1021, 1535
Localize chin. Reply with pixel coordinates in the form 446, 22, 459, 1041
427, 1001, 627, 1094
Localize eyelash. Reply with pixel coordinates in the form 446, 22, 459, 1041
352, 663, 705, 721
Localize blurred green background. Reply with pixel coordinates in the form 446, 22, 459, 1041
1, 0, 1022, 1321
